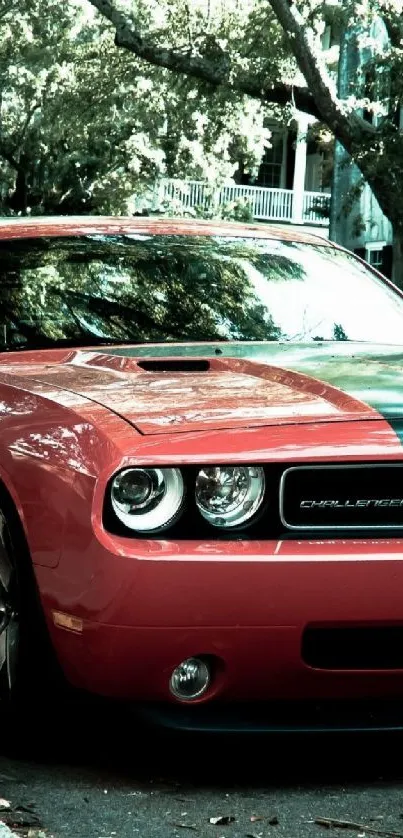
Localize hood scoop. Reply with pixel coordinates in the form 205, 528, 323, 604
137, 359, 211, 372
5, 352, 379, 436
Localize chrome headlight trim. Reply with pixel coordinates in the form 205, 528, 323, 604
110, 467, 184, 533
195, 465, 265, 528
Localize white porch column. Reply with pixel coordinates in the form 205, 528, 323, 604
292, 115, 309, 224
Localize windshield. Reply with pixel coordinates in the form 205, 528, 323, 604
1, 233, 403, 351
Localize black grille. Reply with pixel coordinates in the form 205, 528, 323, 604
105, 462, 403, 539
280, 464, 403, 530
302, 626, 403, 670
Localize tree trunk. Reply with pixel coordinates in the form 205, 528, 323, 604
392, 233, 403, 290
7, 163, 29, 214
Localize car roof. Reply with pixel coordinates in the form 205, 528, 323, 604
0, 215, 333, 246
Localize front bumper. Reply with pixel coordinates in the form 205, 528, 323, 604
135, 699, 403, 734
39, 535, 403, 721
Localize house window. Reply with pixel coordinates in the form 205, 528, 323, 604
365, 241, 386, 270
362, 66, 390, 126
257, 133, 284, 188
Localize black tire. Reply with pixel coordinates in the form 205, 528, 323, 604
0, 509, 19, 703
0, 492, 67, 752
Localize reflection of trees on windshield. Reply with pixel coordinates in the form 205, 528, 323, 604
333, 323, 349, 341
248, 251, 307, 282
0, 236, 290, 348
0, 233, 385, 350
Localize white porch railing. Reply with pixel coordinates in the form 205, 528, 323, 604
220, 183, 294, 222
159, 179, 330, 226
303, 191, 331, 224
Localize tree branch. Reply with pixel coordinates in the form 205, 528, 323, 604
267, 0, 375, 149
87, 0, 321, 118
16, 102, 41, 150
0, 2, 17, 21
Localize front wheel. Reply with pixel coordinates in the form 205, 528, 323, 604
0, 509, 21, 704
0, 502, 66, 753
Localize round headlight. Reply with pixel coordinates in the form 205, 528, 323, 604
111, 467, 184, 532
195, 465, 265, 528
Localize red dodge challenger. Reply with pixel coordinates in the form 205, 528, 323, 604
1, 215, 403, 733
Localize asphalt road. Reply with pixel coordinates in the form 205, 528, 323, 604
1, 702, 403, 838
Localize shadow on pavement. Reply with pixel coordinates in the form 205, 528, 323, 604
4, 694, 403, 790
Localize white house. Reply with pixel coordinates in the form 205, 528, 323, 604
157, 9, 397, 279
160, 113, 331, 230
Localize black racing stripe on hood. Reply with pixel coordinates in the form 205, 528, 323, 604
380, 419, 403, 445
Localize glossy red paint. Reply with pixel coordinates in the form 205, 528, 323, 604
2, 217, 403, 729
36, 535, 403, 702
1, 350, 401, 704
0, 353, 378, 435
0, 215, 330, 245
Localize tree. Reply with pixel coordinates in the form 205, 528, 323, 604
0, 0, 175, 214
0, 0, 272, 215
85, 0, 403, 283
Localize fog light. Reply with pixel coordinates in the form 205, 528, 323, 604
169, 657, 211, 701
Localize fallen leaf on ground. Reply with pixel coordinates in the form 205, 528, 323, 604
209, 816, 236, 826
2, 809, 41, 829
314, 816, 403, 837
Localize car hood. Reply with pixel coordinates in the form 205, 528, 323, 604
2, 341, 403, 434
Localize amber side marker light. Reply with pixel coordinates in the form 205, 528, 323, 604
52, 611, 83, 633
